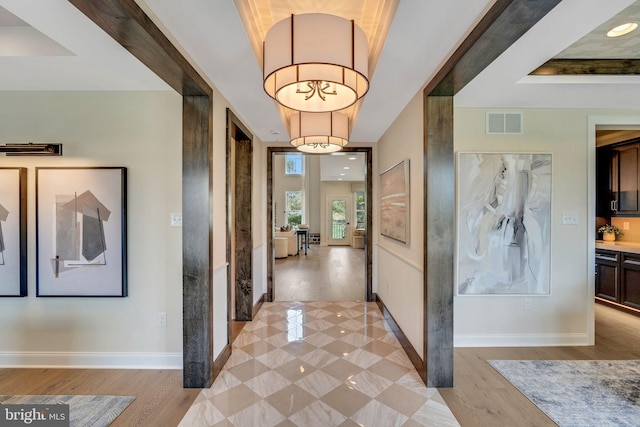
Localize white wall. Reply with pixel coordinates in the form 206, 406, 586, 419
375, 92, 425, 358
0, 91, 183, 368
454, 108, 640, 346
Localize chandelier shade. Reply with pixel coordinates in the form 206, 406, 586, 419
290, 111, 349, 154
263, 13, 369, 113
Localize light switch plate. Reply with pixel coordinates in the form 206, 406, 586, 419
561, 212, 578, 225
170, 213, 182, 227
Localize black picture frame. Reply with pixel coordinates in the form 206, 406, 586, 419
36, 167, 127, 297
0, 167, 27, 297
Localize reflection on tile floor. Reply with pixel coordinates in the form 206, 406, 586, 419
179, 302, 460, 427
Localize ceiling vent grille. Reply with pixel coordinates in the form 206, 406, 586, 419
486, 112, 523, 134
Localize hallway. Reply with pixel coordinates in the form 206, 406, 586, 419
179, 301, 459, 426
274, 246, 366, 302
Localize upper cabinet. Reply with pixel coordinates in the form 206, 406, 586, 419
597, 141, 640, 217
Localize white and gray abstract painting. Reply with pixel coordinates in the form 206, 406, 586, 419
52, 190, 111, 277
457, 153, 551, 295
0, 203, 8, 266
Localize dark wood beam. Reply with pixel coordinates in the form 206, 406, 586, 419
423, 0, 561, 387
426, 0, 561, 96
69, 0, 211, 96
531, 59, 640, 75
69, 0, 215, 388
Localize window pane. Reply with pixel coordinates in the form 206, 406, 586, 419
285, 154, 302, 175
286, 191, 302, 210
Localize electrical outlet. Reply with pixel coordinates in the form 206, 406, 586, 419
170, 213, 182, 227
524, 298, 532, 311
158, 312, 167, 327
624, 222, 630, 230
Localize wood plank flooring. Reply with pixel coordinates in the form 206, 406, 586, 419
274, 245, 365, 301
0, 368, 199, 427
439, 302, 640, 426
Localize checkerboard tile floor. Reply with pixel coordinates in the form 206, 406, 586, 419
179, 301, 460, 427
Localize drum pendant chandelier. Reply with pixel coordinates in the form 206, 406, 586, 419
263, 13, 369, 113
290, 111, 349, 154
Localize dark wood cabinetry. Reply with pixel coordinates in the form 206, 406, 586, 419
621, 253, 640, 309
597, 141, 640, 217
596, 248, 640, 312
595, 249, 619, 302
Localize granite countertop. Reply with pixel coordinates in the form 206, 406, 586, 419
596, 240, 640, 255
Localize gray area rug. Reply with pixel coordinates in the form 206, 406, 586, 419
0, 395, 135, 427
489, 360, 640, 427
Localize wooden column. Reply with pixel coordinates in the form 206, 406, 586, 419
421, 0, 562, 388
182, 95, 213, 388
234, 139, 253, 320
424, 95, 454, 387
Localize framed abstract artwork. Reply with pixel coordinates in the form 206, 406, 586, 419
457, 153, 552, 295
36, 167, 127, 297
0, 168, 27, 297
380, 159, 410, 244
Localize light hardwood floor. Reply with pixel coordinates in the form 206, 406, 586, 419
0, 368, 199, 426
1, 304, 636, 426
440, 302, 640, 426
274, 245, 366, 301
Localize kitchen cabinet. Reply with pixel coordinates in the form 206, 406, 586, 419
595, 249, 619, 302
621, 252, 640, 310
595, 248, 640, 313
597, 141, 640, 217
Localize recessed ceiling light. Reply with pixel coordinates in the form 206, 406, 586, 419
607, 22, 638, 38
331, 152, 346, 156
340, 173, 346, 176
343, 166, 350, 170
348, 157, 357, 160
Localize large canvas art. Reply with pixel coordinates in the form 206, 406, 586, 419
457, 153, 551, 295
0, 168, 27, 296
36, 167, 127, 297
380, 159, 410, 243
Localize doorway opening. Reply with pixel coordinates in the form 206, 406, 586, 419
267, 147, 373, 303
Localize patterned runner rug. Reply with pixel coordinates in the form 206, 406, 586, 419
489, 359, 640, 427
0, 395, 134, 427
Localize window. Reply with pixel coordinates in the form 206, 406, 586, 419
355, 192, 365, 229
285, 191, 303, 226
285, 154, 303, 175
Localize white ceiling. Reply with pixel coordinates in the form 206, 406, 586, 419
1, 0, 640, 142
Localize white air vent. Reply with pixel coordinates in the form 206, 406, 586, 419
486, 112, 523, 134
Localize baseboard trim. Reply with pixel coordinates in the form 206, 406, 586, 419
454, 333, 589, 347
213, 344, 231, 382
0, 351, 182, 369
253, 293, 266, 318
374, 293, 426, 382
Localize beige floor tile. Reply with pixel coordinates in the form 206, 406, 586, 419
299, 348, 339, 368
265, 384, 316, 417
376, 383, 428, 418
228, 400, 286, 427
274, 358, 317, 382
256, 348, 297, 369
322, 340, 358, 357
244, 370, 291, 398
295, 370, 342, 398
348, 369, 394, 398
179, 301, 460, 427
351, 399, 408, 427
288, 400, 347, 427
320, 383, 371, 417
209, 384, 261, 418
368, 358, 412, 382
322, 358, 364, 382
226, 359, 271, 382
